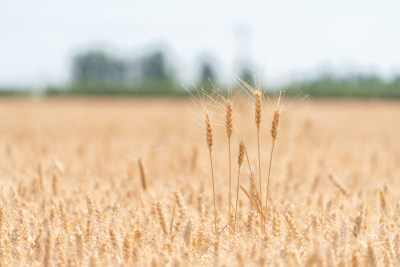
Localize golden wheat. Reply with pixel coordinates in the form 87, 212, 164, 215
205, 112, 217, 234
233, 140, 245, 232
0, 97, 398, 266
138, 158, 147, 191
253, 90, 263, 215
265, 108, 280, 219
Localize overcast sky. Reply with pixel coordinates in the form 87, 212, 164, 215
1, 0, 400, 87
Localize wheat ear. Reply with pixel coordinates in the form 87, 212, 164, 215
138, 159, 147, 191
206, 113, 217, 234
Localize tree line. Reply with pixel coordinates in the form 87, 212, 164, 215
69, 49, 400, 98
70, 49, 236, 95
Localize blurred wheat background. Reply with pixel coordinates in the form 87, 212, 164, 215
0, 97, 399, 265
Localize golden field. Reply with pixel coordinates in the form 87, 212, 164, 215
0, 97, 400, 266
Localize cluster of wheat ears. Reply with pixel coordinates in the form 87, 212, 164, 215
198, 79, 282, 236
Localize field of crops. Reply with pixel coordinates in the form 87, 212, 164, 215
0, 97, 399, 266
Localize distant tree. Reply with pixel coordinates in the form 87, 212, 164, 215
72, 51, 125, 86
285, 74, 400, 98
391, 76, 400, 89
239, 67, 254, 86
140, 51, 167, 80
199, 61, 217, 83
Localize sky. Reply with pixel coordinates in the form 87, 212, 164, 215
1, 0, 400, 88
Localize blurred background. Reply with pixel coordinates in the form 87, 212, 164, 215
1, 0, 400, 97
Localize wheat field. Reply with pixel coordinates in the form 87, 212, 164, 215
0, 97, 399, 266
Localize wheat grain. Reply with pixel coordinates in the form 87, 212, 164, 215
55, 236, 66, 266
52, 172, 59, 196
138, 159, 147, 191
226, 100, 233, 139
206, 113, 213, 151
379, 188, 387, 213
271, 108, 280, 141
272, 213, 281, 237
353, 212, 365, 237
285, 213, 299, 241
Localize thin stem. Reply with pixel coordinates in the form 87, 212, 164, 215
209, 150, 217, 234
234, 167, 241, 233
169, 205, 176, 241
257, 129, 264, 233
265, 140, 275, 220
245, 149, 262, 209
228, 138, 232, 231
257, 129, 262, 212
240, 185, 265, 221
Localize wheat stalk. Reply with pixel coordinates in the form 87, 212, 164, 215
234, 140, 245, 233
254, 90, 263, 216
265, 108, 280, 219
43, 228, 52, 267
123, 233, 132, 263
226, 100, 233, 231
245, 148, 262, 209
206, 113, 217, 234
157, 201, 168, 236
138, 159, 147, 191
239, 142, 265, 224
328, 174, 349, 197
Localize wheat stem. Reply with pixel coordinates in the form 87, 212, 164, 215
138, 159, 147, 191
206, 113, 217, 234
265, 140, 275, 219
228, 139, 232, 230
209, 150, 217, 234
234, 141, 245, 233
226, 100, 233, 232
256, 130, 262, 210
240, 186, 265, 221
234, 168, 241, 233
254, 89, 264, 233
265, 109, 280, 220
256, 129, 265, 233
245, 149, 262, 209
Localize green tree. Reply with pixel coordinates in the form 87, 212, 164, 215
199, 61, 217, 83
140, 51, 168, 80
72, 51, 125, 87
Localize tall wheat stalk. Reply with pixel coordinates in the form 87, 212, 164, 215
253, 89, 264, 231
265, 108, 280, 219
226, 100, 233, 230
206, 113, 217, 234
234, 140, 245, 233
254, 91, 262, 204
